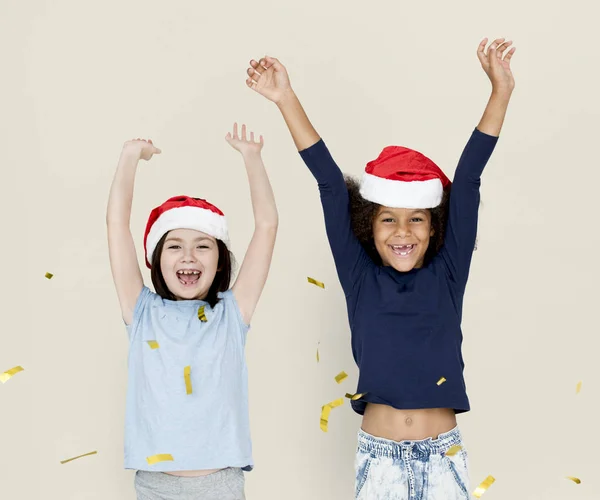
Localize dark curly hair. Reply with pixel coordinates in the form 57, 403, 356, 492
150, 232, 234, 308
345, 175, 450, 266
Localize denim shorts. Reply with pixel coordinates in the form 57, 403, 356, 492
355, 426, 469, 499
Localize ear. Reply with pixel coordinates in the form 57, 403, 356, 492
430, 228, 435, 237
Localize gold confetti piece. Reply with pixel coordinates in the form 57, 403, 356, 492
307, 277, 325, 288
445, 445, 462, 457
147, 341, 160, 349
316, 342, 320, 363
437, 377, 447, 386
576, 381, 582, 394
345, 392, 366, 401
320, 398, 345, 432
566, 476, 581, 484
0, 366, 24, 384
197, 305, 207, 322
45, 272, 54, 279
335, 371, 348, 384
146, 454, 174, 466
473, 475, 495, 498
60, 451, 98, 464
184, 366, 192, 395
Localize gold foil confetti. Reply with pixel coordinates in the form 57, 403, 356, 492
335, 371, 348, 384
576, 381, 582, 394
0, 366, 24, 384
197, 306, 207, 322
60, 451, 98, 464
437, 377, 447, 386
345, 392, 366, 401
445, 445, 462, 457
473, 475, 495, 498
146, 454, 174, 466
45, 272, 54, 279
316, 342, 320, 363
184, 366, 192, 395
307, 277, 325, 288
320, 398, 344, 432
147, 341, 160, 349
566, 476, 581, 484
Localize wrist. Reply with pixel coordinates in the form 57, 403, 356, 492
490, 87, 513, 101
276, 88, 297, 108
120, 145, 141, 162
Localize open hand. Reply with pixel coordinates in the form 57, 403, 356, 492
225, 123, 264, 156
477, 38, 516, 93
122, 138, 161, 161
246, 56, 293, 104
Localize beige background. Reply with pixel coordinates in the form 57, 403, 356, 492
1, 0, 599, 498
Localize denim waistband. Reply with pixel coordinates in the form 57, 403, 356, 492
357, 425, 463, 461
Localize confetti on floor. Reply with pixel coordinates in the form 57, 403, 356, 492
146, 454, 174, 466
473, 475, 495, 498
345, 392, 366, 401
566, 476, 581, 484
307, 277, 325, 289
335, 371, 348, 384
316, 347, 320, 363
184, 366, 192, 395
60, 451, 98, 464
0, 366, 24, 384
45, 272, 54, 279
197, 306, 207, 322
576, 381, 582, 394
445, 445, 462, 457
147, 341, 160, 350
320, 398, 344, 432
437, 377, 446, 386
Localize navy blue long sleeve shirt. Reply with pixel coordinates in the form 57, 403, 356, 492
299, 129, 498, 415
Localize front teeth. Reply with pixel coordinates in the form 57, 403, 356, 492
177, 270, 200, 275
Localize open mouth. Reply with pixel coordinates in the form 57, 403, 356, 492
176, 269, 201, 286
390, 244, 416, 257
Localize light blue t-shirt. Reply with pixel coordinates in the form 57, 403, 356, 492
124, 286, 253, 472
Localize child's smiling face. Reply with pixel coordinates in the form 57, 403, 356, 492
372, 206, 434, 272
160, 228, 220, 301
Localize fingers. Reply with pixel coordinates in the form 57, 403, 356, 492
496, 40, 513, 59
241, 123, 247, 141
477, 38, 489, 65
504, 46, 516, 62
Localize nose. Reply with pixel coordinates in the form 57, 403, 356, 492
394, 222, 411, 238
181, 247, 197, 263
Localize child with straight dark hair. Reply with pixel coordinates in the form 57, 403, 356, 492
245, 38, 515, 499
107, 123, 278, 499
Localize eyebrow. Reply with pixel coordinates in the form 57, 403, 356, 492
379, 209, 428, 217
165, 236, 213, 243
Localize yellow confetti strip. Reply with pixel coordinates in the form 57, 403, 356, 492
473, 475, 495, 498
45, 272, 53, 279
316, 342, 320, 363
345, 392, 366, 401
437, 377, 447, 386
320, 398, 344, 432
576, 381, 582, 394
0, 366, 24, 384
445, 445, 462, 457
147, 341, 160, 349
335, 371, 348, 384
566, 476, 581, 484
307, 277, 325, 288
197, 306, 207, 322
146, 454, 174, 466
184, 366, 192, 395
60, 451, 98, 464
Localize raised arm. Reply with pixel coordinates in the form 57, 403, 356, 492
246, 57, 372, 292
439, 38, 515, 288
106, 139, 161, 325
226, 123, 278, 325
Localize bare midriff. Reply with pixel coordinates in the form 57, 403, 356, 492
165, 468, 223, 477
362, 403, 457, 441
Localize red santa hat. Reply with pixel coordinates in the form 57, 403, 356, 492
359, 146, 451, 208
143, 195, 229, 268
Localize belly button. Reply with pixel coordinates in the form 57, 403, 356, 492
405, 416, 413, 426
